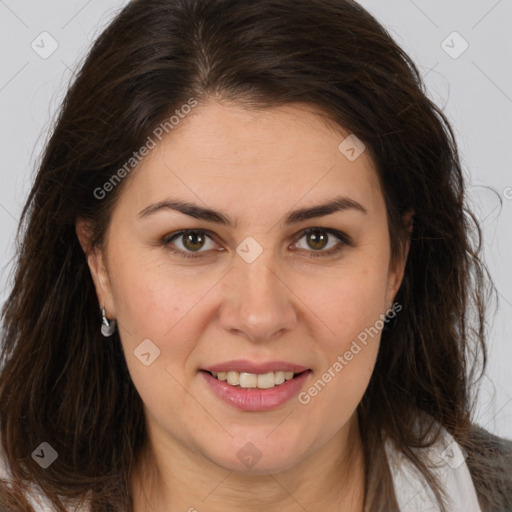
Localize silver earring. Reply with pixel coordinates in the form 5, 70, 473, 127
101, 307, 117, 337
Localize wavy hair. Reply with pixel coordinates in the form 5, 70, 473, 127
0, 0, 498, 510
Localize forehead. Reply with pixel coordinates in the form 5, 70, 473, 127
113, 101, 384, 220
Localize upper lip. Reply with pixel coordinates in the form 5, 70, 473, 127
202, 359, 309, 374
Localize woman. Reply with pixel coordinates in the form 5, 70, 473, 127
0, 0, 510, 510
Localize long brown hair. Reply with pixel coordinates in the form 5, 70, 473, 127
0, 0, 499, 510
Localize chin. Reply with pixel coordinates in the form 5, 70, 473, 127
203, 436, 308, 475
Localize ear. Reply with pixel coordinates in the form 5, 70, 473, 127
385, 209, 414, 306
75, 216, 116, 316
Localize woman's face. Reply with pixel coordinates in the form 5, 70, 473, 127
81, 101, 408, 474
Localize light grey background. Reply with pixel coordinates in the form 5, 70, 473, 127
1, 0, 511, 438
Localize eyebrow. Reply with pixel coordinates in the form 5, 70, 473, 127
138, 195, 368, 226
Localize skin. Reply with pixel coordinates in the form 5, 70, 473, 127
76, 100, 410, 511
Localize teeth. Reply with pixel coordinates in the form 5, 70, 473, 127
210, 370, 297, 389
240, 373, 258, 388
275, 371, 286, 385
226, 371, 239, 386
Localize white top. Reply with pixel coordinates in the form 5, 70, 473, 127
0, 425, 482, 511
384, 425, 482, 511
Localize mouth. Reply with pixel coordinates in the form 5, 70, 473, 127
199, 360, 312, 411
200, 369, 309, 389
198, 364, 313, 412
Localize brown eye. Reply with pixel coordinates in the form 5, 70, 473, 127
182, 231, 206, 251
162, 227, 350, 260
305, 229, 329, 251
293, 228, 350, 259
163, 230, 218, 259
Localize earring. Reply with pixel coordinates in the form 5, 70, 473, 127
101, 306, 117, 337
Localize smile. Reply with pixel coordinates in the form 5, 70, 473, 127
200, 369, 312, 411
208, 370, 300, 389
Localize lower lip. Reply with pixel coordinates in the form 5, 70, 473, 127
200, 370, 311, 411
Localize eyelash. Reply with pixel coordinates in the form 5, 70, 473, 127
161, 228, 351, 260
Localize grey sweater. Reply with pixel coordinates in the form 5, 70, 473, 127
462, 425, 512, 511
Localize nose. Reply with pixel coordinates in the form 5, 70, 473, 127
218, 249, 299, 343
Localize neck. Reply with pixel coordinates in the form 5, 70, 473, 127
131, 414, 366, 512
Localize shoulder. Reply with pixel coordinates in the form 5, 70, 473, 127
384, 420, 484, 511
383, 414, 512, 511
461, 424, 512, 512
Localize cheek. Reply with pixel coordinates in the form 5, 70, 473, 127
108, 255, 215, 418
106, 246, 222, 389
296, 266, 386, 423
108, 242, 213, 337
303, 260, 389, 355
